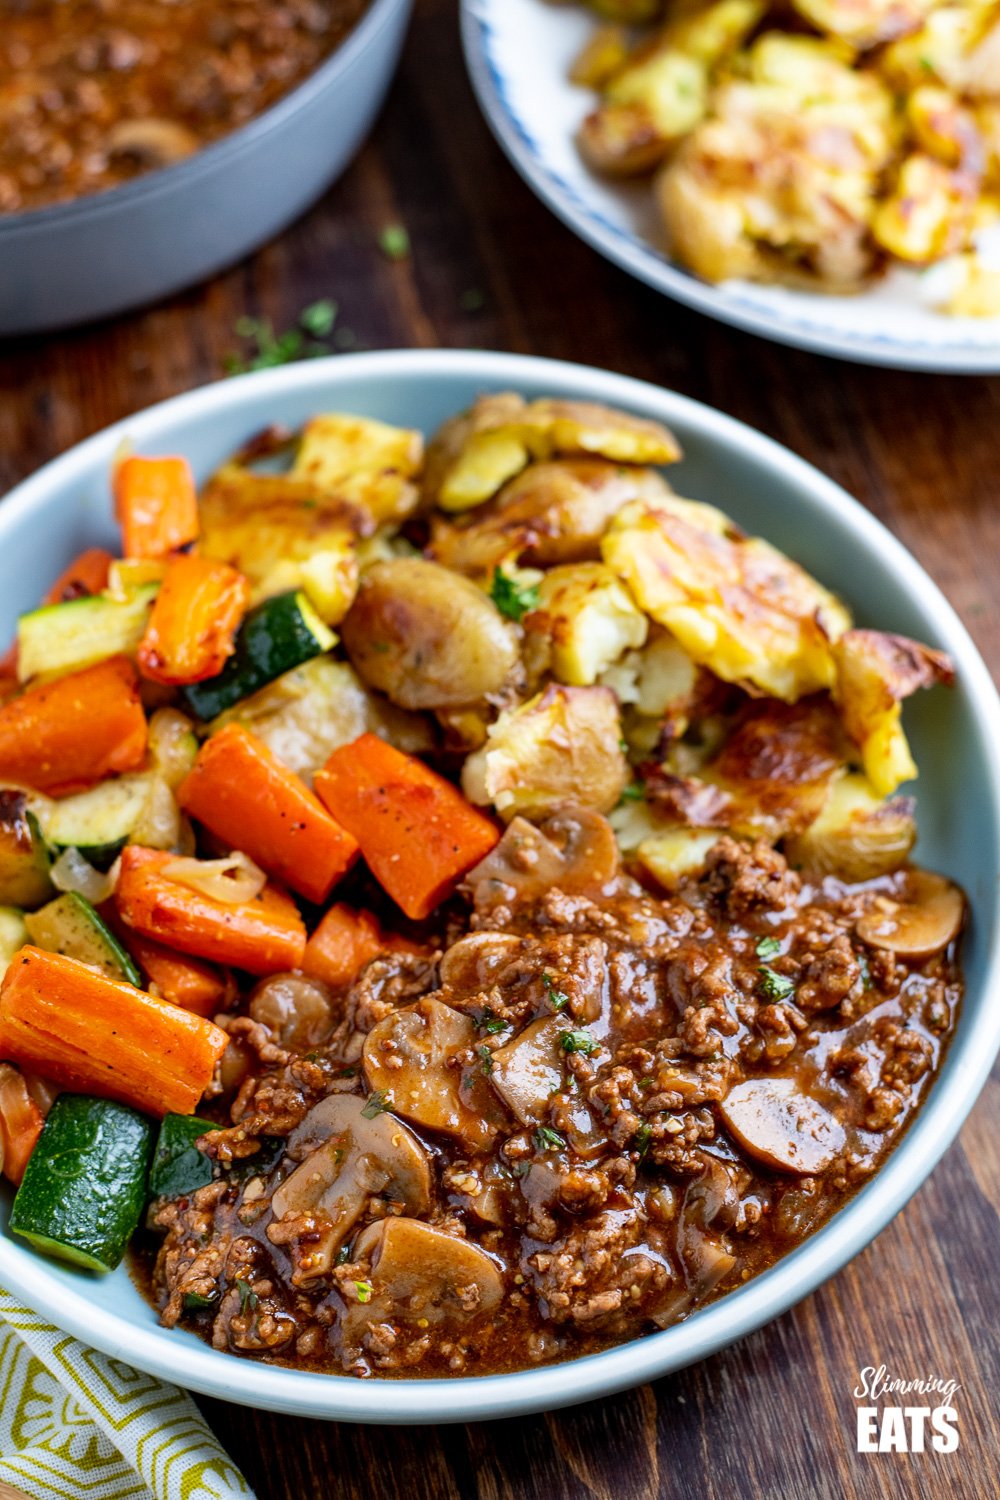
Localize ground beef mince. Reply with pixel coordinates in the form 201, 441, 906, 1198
143, 810, 963, 1378
0, 0, 370, 214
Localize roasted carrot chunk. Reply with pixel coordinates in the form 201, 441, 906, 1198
0, 1062, 45, 1185
301, 902, 424, 990
115, 927, 229, 1019
44, 547, 114, 605
115, 455, 199, 559
137, 555, 250, 685
115, 846, 306, 976
178, 724, 359, 903
0, 656, 147, 795
0, 947, 229, 1117
314, 734, 500, 920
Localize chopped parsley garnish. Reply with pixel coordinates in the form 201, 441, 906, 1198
490, 566, 540, 622
182, 1290, 218, 1311
533, 1126, 566, 1152
476, 1044, 495, 1075
379, 224, 411, 260
235, 1279, 259, 1314
354, 1280, 374, 1304
758, 965, 795, 1001
858, 952, 873, 991
225, 300, 339, 374
542, 972, 569, 1011
478, 1010, 507, 1035
755, 936, 782, 961
619, 781, 645, 804
633, 1123, 653, 1159
335, 1243, 353, 1266
362, 1089, 393, 1119
460, 288, 485, 312
560, 1029, 598, 1057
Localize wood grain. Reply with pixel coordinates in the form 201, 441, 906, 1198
0, 2, 997, 1497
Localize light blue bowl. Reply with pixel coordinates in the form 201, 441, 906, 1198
0, 0, 412, 335
0, 350, 997, 1422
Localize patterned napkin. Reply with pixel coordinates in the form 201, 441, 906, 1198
0, 1289, 254, 1500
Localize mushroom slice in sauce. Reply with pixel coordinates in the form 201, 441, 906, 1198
855, 870, 964, 959
718, 1077, 846, 1175
489, 1016, 566, 1126
363, 998, 507, 1151
269, 1094, 431, 1275
464, 805, 619, 911
347, 1217, 504, 1333
107, 118, 199, 166
249, 973, 334, 1052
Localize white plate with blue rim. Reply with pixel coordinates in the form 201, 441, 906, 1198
460, 0, 1000, 373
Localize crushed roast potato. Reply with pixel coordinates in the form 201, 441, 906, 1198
183, 389, 952, 891
565, 0, 1000, 314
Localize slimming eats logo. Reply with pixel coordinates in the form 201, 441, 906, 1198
854, 1365, 960, 1453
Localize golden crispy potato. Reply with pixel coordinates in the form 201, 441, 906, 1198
832, 629, 954, 797
941, 252, 1000, 315
340, 558, 520, 711
872, 152, 979, 261
637, 827, 723, 887
662, 0, 766, 63
428, 460, 676, 579
601, 497, 851, 701
523, 562, 649, 686
291, 413, 423, 525
199, 465, 364, 622
657, 44, 896, 287
880, 5, 977, 90
462, 684, 628, 820
424, 394, 681, 512
571, 23, 630, 89
906, 84, 984, 167
579, 52, 709, 176
210, 657, 433, 781
784, 772, 917, 881
791, 0, 935, 50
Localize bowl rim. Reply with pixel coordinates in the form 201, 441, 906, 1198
0, 0, 409, 236
0, 348, 998, 1424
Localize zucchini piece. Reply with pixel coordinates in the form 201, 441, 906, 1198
24, 891, 141, 985
35, 773, 152, 869
0, 790, 54, 909
0, 906, 28, 972
16, 583, 159, 683
149, 1113, 216, 1199
184, 590, 335, 721
10, 1094, 155, 1272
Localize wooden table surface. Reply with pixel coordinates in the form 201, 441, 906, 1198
1, 2, 998, 1497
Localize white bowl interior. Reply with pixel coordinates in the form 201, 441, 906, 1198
0, 350, 997, 1421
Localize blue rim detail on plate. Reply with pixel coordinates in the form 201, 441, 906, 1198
461, 0, 1000, 373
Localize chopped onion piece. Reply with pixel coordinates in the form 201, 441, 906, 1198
161, 850, 266, 905
50, 847, 120, 904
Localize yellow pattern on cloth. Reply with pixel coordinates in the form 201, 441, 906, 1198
0, 1289, 254, 1500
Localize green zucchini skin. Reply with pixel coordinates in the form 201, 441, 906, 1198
184, 590, 334, 721
16, 583, 158, 681
0, 791, 54, 910
10, 1095, 155, 1273
36, 774, 153, 870
149, 1113, 216, 1199
24, 891, 141, 986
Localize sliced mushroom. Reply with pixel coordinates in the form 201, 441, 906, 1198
363, 998, 507, 1151
464, 805, 620, 910
718, 1077, 846, 1175
107, 117, 200, 167
855, 870, 964, 959
437, 932, 525, 995
489, 1016, 566, 1126
249, 973, 334, 1052
269, 1094, 431, 1276
346, 1217, 504, 1335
